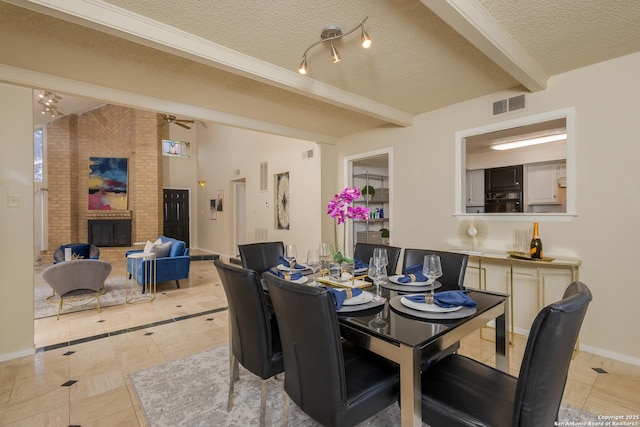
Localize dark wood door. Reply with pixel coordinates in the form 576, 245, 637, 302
163, 189, 190, 247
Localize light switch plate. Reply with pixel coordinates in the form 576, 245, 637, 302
7, 193, 20, 207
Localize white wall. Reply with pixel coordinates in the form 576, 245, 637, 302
194, 124, 322, 259
336, 52, 640, 364
0, 84, 35, 360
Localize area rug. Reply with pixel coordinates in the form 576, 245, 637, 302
129, 345, 600, 427
34, 274, 128, 319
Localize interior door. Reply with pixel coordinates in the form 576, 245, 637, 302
163, 189, 190, 247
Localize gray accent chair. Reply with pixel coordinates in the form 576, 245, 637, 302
42, 259, 112, 319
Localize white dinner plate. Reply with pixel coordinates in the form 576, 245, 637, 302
342, 291, 374, 306
354, 267, 368, 274
400, 295, 462, 313
388, 274, 430, 286
289, 276, 308, 284
277, 263, 308, 272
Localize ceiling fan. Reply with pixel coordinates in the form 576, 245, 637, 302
161, 114, 195, 129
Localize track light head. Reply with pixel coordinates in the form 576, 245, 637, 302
330, 40, 341, 63
361, 28, 372, 48
298, 56, 308, 75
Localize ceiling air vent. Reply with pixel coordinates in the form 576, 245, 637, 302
259, 162, 268, 191
492, 94, 526, 117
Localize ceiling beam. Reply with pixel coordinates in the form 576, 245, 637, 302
0, 64, 339, 144
421, 0, 548, 92
5, 0, 414, 127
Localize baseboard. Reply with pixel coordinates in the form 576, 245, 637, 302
0, 347, 35, 362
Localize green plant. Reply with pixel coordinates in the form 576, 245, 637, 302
361, 185, 375, 197
380, 228, 390, 238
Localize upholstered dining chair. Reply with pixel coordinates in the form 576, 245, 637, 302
402, 249, 469, 291
213, 259, 284, 426
238, 241, 285, 275
263, 271, 400, 427
353, 242, 402, 276
419, 281, 592, 427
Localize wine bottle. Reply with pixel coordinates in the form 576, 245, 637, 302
530, 222, 543, 259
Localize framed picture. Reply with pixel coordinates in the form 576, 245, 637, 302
275, 172, 290, 230
88, 157, 128, 210
217, 190, 223, 212
210, 199, 217, 220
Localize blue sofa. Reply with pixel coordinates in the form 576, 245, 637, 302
126, 236, 190, 289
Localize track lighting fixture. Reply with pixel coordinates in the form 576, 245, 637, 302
297, 17, 371, 75
37, 91, 64, 118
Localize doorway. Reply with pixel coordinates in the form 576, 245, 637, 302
163, 189, 190, 247
345, 148, 393, 250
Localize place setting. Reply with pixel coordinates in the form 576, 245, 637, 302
389, 254, 477, 320
382, 263, 443, 292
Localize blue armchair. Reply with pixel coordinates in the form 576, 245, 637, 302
126, 236, 190, 289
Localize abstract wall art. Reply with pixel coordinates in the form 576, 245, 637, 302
88, 157, 128, 210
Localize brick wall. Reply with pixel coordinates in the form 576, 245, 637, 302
43, 105, 163, 263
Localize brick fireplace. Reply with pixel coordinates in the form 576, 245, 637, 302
44, 104, 163, 262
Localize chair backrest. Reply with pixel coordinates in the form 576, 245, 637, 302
263, 272, 348, 426
237, 241, 284, 275
159, 236, 188, 257
42, 259, 112, 295
214, 259, 281, 379
513, 281, 592, 427
353, 243, 402, 276
402, 249, 469, 291
53, 243, 100, 263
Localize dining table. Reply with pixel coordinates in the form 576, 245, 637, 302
263, 264, 510, 427
337, 287, 510, 427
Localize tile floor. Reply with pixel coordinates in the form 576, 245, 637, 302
0, 259, 638, 426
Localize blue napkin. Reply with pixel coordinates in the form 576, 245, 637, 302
278, 256, 306, 270
397, 264, 427, 283
354, 258, 368, 270
405, 291, 477, 308
270, 269, 303, 281
322, 287, 363, 309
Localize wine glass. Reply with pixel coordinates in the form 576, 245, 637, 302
422, 254, 442, 304
284, 244, 297, 268
319, 242, 332, 272
368, 257, 385, 302
306, 249, 321, 285
373, 247, 388, 275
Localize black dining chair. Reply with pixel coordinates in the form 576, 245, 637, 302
353, 242, 402, 276
263, 271, 400, 427
402, 248, 469, 291
419, 281, 592, 427
213, 259, 284, 426
237, 241, 284, 275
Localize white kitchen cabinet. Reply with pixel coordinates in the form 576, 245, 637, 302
466, 169, 485, 207
527, 163, 559, 204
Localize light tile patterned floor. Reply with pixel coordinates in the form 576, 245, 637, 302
0, 259, 638, 426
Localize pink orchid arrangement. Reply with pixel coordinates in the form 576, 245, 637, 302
327, 187, 370, 262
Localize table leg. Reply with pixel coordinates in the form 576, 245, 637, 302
399, 344, 421, 427
495, 299, 510, 373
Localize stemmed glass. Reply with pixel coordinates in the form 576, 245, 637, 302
368, 257, 385, 302
319, 242, 332, 273
422, 254, 443, 305
306, 249, 321, 286
368, 255, 388, 328
373, 247, 388, 276
284, 244, 297, 268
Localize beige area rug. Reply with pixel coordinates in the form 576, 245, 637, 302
129, 345, 600, 427
34, 273, 128, 319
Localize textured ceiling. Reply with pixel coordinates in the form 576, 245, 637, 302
4, 0, 640, 140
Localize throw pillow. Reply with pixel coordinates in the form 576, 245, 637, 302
152, 241, 172, 258
143, 240, 155, 255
